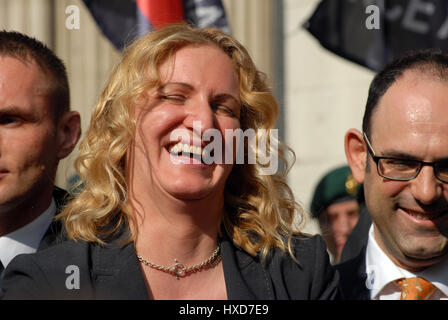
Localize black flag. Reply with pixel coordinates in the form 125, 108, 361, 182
82, 0, 230, 51
304, 0, 448, 71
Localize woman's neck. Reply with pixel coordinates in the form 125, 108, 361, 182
130, 191, 224, 267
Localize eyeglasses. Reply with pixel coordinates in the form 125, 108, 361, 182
363, 133, 448, 183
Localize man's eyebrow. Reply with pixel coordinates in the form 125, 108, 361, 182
0, 106, 27, 115
381, 150, 448, 162
0, 106, 38, 120
380, 150, 417, 159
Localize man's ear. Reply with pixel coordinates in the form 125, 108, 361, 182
345, 128, 367, 184
56, 111, 81, 159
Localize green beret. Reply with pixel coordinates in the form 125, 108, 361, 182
310, 165, 360, 218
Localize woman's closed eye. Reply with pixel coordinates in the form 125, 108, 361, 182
211, 95, 240, 119
160, 94, 187, 103
212, 103, 238, 118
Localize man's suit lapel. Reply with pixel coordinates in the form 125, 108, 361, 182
38, 187, 70, 250
336, 246, 370, 300
352, 247, 370, 299
38, 220, 62, 250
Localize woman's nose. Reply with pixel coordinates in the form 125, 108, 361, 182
184, 96, 215, 136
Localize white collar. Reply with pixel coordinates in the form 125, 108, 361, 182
0, 198, 56, 269
366, 224, 448, 299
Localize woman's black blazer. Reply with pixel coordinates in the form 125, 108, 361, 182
1, 230, 340, 300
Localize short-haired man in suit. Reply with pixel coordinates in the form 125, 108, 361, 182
0, 31, 81, 282
338, 49, 448, 300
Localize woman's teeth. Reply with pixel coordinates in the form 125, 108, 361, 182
168, 142, 202, 156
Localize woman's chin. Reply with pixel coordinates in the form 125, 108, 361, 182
164, 180, 215, 201
168, 189, 213, 202
158, 167, 228, 202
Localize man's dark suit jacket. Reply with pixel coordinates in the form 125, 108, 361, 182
336, 205, 372, 299
335, 247, 370, 300
1, 230, 341, 300
339, 205, 372, 264
38, 187, 70, 250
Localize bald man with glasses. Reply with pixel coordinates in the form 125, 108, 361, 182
337, 49, 448, 300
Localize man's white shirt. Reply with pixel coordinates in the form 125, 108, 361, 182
365, 224, 448, 300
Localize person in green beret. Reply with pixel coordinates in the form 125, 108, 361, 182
311, 165, 362, 264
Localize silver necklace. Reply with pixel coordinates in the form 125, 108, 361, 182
137, 245, 221, 280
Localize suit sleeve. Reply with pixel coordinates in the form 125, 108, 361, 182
1, 253, 53, 300
1, 242, 95, 300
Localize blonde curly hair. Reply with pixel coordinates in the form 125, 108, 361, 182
59, 23, 306, 261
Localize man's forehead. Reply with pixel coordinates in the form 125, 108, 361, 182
374, 70, 448, 129
0, 56, 53, 118
370, 71, 448, 157
0, 56, 51, 94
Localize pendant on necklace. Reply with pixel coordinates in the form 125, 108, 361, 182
172, 259, 187, 280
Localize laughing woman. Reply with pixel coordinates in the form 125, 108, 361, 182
1, 24, 340, 300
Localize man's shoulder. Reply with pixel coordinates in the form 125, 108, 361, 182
16, 239, 89, 268
1, 240, 94, 299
